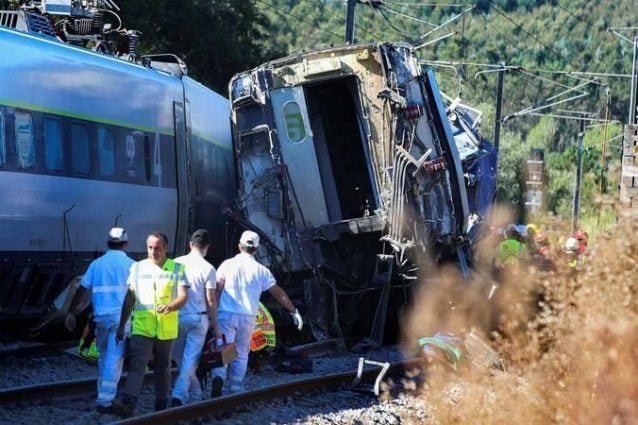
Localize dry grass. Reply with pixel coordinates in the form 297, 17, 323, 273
402, 211, 638, 425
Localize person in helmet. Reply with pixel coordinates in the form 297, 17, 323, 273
493, 224, 528, 274
573, 230, 589, 255
564, 236, 583, 270
525, 224, 540, 256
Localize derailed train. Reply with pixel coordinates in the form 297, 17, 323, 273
0, 4, 497, 345
228, 43, 497, 346
0, 7, 234, 339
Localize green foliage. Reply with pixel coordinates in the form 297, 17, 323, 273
118, 0, 284, 93
113, 0, 629, 225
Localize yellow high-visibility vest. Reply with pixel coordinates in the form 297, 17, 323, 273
131, 259, 184, 340
494, 238, 527, 268
251, 302, 276, 352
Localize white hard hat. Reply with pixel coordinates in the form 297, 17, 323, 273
564, 237, 578, 253
108, 227, 128, 243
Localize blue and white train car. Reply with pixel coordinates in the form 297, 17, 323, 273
0, 25, 233, 333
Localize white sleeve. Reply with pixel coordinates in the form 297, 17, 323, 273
262, 268, 276, 291
80, 263, 94, 289
205, 266, 217, 289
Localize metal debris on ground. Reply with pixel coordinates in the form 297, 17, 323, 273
463, 331, 505, 372
351, 357, 391, 396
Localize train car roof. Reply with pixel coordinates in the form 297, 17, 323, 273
0, 25, 184, 134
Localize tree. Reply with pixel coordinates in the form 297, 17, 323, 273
118, 0, 285, 93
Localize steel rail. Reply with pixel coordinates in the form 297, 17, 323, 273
0, 339, 345, 406
113, 358, 423, 425
0, 371, 171, 405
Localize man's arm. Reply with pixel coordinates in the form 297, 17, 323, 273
268, 285, 295, 313
64, 285, 88, 332
206, 287, 220, 337
115, 288, 136, 342
268, 285, 303, 331
118, 289, 136, 329
157, 285, 188, 313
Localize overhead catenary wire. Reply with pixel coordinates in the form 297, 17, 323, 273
380, 4, 437, 27
255, 0, 343, 41
421, 60, 632, 79
303, 0, 386, 40
376, 7, 420, 40
382, 1, 466, 7
483, 0, 583, 71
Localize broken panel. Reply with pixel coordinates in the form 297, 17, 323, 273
229, 43, 497, 345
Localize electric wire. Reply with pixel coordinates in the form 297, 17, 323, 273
484, 0, 582, 71
421, 60, 631, 79
303, 0, 385, 40
554, 1, 581, 23
255, 0, 343, 41
382, 2, 466, 6
376, 7, 420, 40
380, 4, 437, 27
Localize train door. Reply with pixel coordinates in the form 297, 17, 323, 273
173, 101, 188, 254
270, 87, 330, 229
303, 77, 378, 222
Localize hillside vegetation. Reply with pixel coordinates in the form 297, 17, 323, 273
255, 0, 631, 225
117, 0, 634, 225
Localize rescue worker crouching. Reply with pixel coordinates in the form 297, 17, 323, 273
111, 232, 189, 418
492, 224, 529, 280
170, 229, 220, 406
64, 227, 134, 414
211, 230, 303, 396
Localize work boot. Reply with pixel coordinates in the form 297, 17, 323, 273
111, 398, 134, 419
155, 398, 168, 411
96, 404, 114, 414
211, 376, 223, 398
171, 397, 184, 407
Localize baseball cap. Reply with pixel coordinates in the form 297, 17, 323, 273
108, 227, 128, 243
239, 230, 260, 248
190, 228, 209, 246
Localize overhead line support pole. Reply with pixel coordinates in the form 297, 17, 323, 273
572, 117, 586, 232
494, 62, 505, 150
630, 37, 638, 125
345, 0, 356, 44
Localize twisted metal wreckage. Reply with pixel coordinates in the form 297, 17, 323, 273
227, 42, 498, 347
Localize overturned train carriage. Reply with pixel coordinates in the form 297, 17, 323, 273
229, 42, 497, 346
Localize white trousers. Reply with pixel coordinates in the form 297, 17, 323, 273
171, 313, 208, 403
212, 312, 254, 393
95, 317, 126, 407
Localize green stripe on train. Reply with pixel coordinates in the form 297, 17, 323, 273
0, 98, 175, 136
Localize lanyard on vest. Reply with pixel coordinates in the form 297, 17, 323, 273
132, 259, 182, 339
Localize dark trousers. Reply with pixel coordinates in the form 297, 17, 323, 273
120, 334, 174, 407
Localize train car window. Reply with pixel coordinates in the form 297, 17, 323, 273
97, 126, 114, 176
125, 133, 137, 178
71, 123, 90, 173
0, 108, 5, 167
43, 117, 64, 171
283, 101, 307, 143
14, 111, 35, 169
144, 134, 151, 182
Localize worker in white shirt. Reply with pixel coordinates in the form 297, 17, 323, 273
211, 230, 303, 396
171, 229, 219, 406
64, 227, 134, 414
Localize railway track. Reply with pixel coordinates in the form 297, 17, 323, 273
0, 353, 424, 425
110, 358, 422, 425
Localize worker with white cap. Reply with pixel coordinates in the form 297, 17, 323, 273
64, 227, 134, 414
211, 230, 303, 396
